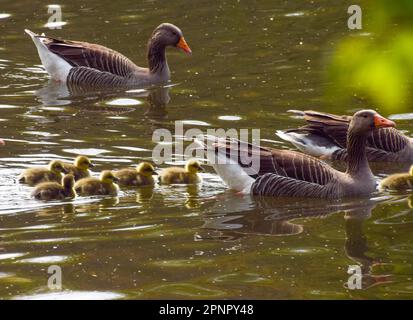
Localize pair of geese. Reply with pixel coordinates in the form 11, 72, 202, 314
25, 23, 413, 200
19, 156, 204, 201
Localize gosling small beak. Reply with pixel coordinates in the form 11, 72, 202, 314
198, 166, 205, 172
374, 114, 396, 128
113, 177, 120, 183
89, 163, 95, 168
62, 168, 70, 174
152, 171, 159, 175
176, 37, 192, 55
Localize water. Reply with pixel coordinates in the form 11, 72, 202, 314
0, 0, 412, 299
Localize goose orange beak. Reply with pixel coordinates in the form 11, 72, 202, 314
374, 114, 395, 128
0, 139, 4, 146
176, 37, 192, 55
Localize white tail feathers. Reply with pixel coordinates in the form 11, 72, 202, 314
194, 135, 255, 194
25, 29, 72, 82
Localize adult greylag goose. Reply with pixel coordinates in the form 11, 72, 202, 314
25, 23, 191, 87
276, 110, 413, 163
197, 110, 395, 199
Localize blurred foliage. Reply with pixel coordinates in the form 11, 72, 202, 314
330, 0, 413, 112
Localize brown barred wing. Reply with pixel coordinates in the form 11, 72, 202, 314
332, 147, 403, 162
251, 173, 335, 199
67, 67, 131, 88
262, 149, 335, 185
43, 37, 141, 77
368, 127, 408, 153
295, 111, 351, 148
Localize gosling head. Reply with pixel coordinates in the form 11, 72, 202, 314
185, 159, 204, 174
62, 174, 75, 189
74, 156, 94, 170
49, 160, 68, 174
350, 110, 395, 134
137, 162, 157, 177
100, 170, 119, 184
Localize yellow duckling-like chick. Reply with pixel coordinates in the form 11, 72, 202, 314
379, 165, 413, 191
159, 159, 204, 185
32, 174, 76, 201
63, 156, 94, 181
74, 170, 119, 196
18, 160, 68, 186
114, 162, 157, 187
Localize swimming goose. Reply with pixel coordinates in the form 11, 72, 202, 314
18, 160, 68, 186
159, 159, 204, 184
32, 174, 76, 201
276, 110, 413, 163
114, 162, 157, 187
74, 170, 119, 196
25, 23, 191, 86
62, 156, 94, 181
198, 110, 395, 199
379, 165, 413, 191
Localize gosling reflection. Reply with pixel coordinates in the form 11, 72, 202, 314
184, 184, 201, 209
35, 202, 76, 218
136, 187, 154, 203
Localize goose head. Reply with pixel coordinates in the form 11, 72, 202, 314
151, 23, 192, 54
100, 170, 119, 184
74, 156, 94, 170
62, 174, 75, 189
48, 160, 68, 174
350, 110, 395, 134
137, 162, 157, 177
185, 159, 204, 174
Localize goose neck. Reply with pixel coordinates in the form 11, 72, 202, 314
346, 129, 371, 177
147, 38, 168, 74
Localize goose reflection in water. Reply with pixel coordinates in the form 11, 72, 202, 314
34, 81, 171, 121
197, 193, 394, 290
